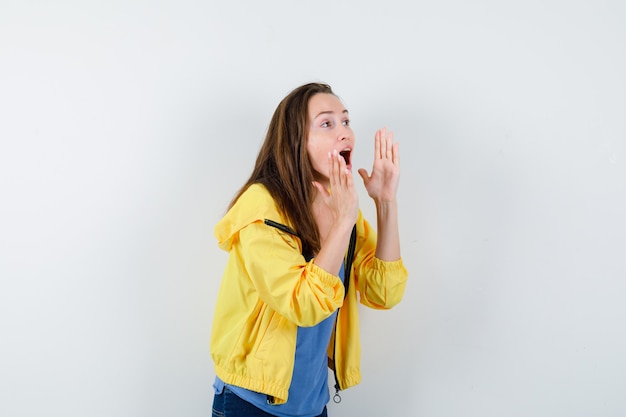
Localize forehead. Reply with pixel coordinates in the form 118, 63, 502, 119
308, 93, 346, 117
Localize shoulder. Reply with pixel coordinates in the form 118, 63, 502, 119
214, 183, 286, 250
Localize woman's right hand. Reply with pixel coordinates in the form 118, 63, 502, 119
312, 149, 359, 228
311, 149, 358, 275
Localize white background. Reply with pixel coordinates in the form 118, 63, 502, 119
1, 1, 625, 416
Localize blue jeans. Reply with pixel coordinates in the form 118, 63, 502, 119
212, 386, 328, 417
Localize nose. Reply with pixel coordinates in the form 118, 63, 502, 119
338, 125, 352, 141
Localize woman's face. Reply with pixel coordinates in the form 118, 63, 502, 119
306, 93, 354, 185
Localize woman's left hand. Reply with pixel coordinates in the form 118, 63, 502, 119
358, 127, 400, 203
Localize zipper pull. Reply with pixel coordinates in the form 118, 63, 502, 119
333, 386, 342, 403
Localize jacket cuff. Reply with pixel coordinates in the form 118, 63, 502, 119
372, 256, 406, 272
307, 260, 345, 287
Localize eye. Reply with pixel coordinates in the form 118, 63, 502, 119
321, 121, 332, 128
342, 119, 350, 126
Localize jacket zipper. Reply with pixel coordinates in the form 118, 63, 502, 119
264, 219, 298, 236
332, 320, 342, 403
332, 224, 357, 404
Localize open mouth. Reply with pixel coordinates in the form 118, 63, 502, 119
339, 149, 352, 167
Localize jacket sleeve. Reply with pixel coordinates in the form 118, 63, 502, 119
353, 212, 408, 309
238, 220, 345, 327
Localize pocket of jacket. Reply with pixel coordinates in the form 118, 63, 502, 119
253, 302, 295, 362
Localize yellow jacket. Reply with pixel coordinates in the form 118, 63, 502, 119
210, 184, 408, 404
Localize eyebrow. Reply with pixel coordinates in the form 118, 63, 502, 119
314, 109, 349, 119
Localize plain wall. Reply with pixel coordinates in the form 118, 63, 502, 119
1, 1, 625, 416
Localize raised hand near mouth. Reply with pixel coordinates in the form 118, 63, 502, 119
311, 148, 359, 275
312, 149, 359, 228
358, 127, 400, 204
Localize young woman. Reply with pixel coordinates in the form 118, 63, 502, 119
210, 82, 408, 417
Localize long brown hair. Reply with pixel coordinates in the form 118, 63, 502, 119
229, 82, 334, 257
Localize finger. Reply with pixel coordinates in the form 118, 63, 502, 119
393, 142, 400, 167
332, 149, 346, 188
333, 150, 343, 187
386, 130, 394, 159
337, 150, 349, 187
328, 151, 338, 188
381, 128, 388, 159
380, 127, 388, 158
374, 129, 381, 160
343, 162, 353, 189
357, 168, 369, 185
382, 128, 388, 159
